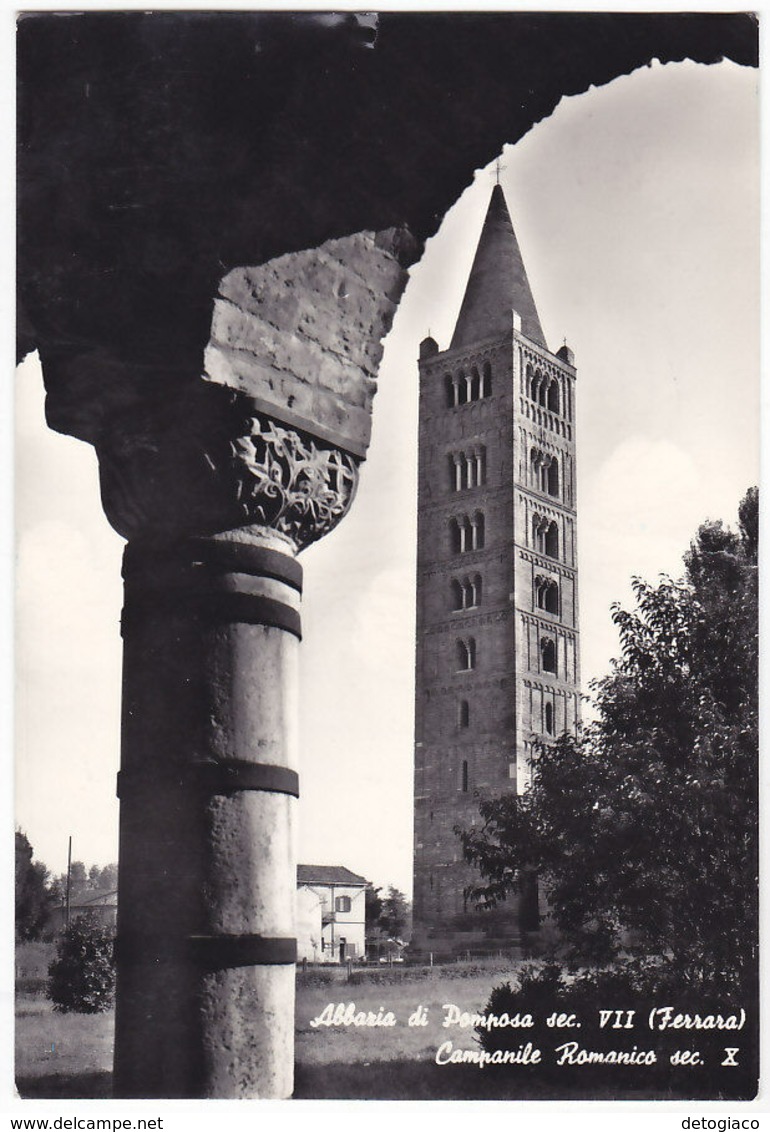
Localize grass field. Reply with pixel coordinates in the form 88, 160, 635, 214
16, 959, 698, 1100
296, 961, 517, 1067
15, 994, 115, 1099
16, 958, 527, 1099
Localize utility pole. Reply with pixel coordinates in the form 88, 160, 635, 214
65, 836, 72, 929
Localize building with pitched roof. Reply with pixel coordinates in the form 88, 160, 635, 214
296, 864, 367, 963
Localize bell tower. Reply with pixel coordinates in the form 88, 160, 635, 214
412, 185, 580, 950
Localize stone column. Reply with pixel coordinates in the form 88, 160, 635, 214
97, 227, 414, 1098
115, 529, 303, 1099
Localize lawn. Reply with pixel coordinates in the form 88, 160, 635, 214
15, 994, 114, 1099
296, 961, 518, 1067
17, 959, 528, 1099
17, 960, 728, 1100
294, 960, 562, 1099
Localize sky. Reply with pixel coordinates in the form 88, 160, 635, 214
15, 58, 759, 898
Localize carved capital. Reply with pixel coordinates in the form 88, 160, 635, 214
231, 414, 359, 547
97, 386, 359, 551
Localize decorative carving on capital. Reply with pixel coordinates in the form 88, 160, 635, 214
231, 415, 359, 546
96, 387, 359, 551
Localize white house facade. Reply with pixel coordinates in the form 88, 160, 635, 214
296, 864, 367, 963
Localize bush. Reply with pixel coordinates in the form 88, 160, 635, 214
48, 916, 115, 1014
296, 967, 339, 988
475, 961, 757, 1099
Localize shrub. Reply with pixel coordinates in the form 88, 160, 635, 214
475, 960, 757, 1099
296, 967, 338, 988
48, 916, 115, 1013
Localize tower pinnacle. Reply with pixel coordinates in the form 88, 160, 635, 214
450, 185, 547, 352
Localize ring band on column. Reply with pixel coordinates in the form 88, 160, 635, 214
122, 540, 303, 592
121, 589, 301, 638
116, 932, 297, 968
117, 759, 299, 799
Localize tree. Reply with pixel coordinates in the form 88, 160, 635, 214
459, 489, 758, 993
365, 883, 383, 929
380, 886, 410, 940
50, 860, 118, 905
15, 830, 54, 941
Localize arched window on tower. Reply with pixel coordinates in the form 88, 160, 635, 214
530, 448, 542, 490
482, 361, 492, 397
450, 518, 463, 555
547, 379, 560, 413
536, 578, 559, 615
532, 514, 543, 553
538, 375, 547, 407
545, 520, 559, 559
470, 366, 481, 401
451, 579, 464, 611
446, 374, 458, 408
459, 700, 470, 728
547, 457, 560, 498
464, 452, 474, 490
544, 701, 554, 734
472, 512, 485, 550
541, 637, 556, 675
479, 447, 487, 485
544, 581, 559, 615
456, 575, 481, 610
457, 371, 468, 405
461, 760, 469, 793
535, 576, 559, 615
457, 638, 476, 671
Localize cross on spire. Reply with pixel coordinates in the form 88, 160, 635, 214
493, 156, 506, 185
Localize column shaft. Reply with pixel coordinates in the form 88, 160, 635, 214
113, 531, 300, 1098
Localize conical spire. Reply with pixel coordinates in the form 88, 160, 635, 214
450, 184, 547, 351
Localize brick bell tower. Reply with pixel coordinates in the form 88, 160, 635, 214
412, 184, 580, 952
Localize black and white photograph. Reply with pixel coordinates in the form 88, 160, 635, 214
13, 7, 762, 1116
